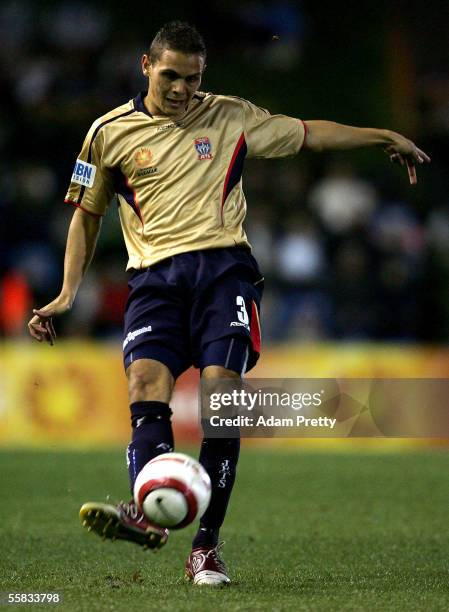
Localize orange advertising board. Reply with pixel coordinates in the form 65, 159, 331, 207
1, 342, 448, 447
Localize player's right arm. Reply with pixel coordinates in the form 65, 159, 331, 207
28, 208, 102, 344
28, 118, 113, 345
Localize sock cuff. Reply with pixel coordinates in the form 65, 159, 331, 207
192, 527, 219, 549
130, 401, 172, 425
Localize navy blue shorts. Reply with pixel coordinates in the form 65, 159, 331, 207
123, 247, 264, 379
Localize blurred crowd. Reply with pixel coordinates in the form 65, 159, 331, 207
1, 0, 449, 343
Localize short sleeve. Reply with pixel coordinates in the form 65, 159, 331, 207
64, 122, 115, 217
241, 99, 306, 159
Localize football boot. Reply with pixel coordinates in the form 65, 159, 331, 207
185, 542, 230, 586
79, 500, 168, 550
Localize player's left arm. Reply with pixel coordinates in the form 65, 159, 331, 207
302, 120, 431, 184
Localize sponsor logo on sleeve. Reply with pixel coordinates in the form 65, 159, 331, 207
194, 136, 213, 160
72, 159, 97, 188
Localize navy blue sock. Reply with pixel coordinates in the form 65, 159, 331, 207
126, 401, 174, 493
192, 437, 240, 549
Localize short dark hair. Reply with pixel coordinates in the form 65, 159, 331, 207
149, 21, 206, 64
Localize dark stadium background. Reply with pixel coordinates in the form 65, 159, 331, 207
1, 4, 449, 609
1, 0, 448, 343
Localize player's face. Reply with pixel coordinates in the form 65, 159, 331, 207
142, 49, 205, 118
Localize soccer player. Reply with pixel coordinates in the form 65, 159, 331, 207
28, 21, 430, 586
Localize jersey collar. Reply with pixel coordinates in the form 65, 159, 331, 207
133, 90, 205, 120
133, 91, 153, 117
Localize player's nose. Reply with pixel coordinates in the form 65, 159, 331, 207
172, 79, 187, 97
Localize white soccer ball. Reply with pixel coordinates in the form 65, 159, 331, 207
133, 452, 211, 529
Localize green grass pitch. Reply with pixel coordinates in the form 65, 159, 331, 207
1, 448, 448, 611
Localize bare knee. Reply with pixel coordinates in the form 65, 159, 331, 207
201, 365, 241, 380
126, 358, 174, 403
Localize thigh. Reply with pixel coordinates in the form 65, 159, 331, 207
191, 270, 264, 374
123, 267, 191, 379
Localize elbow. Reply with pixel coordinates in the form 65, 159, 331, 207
304, 137, 324, 153
310, 140, 324, 153
302, 122, 324, 152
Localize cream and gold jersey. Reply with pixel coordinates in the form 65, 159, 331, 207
65, 92, 306, 270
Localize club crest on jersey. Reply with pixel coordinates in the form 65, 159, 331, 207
134, 147, 153, 168
194, 137, 213, 160
71, 159, 96, 188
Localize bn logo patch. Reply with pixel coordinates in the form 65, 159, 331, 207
71, 159, 97, 188
194, 137, 213, 160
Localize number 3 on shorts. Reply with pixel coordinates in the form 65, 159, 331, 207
236, 295, 249, 326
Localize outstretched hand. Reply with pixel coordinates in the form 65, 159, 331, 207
28, 298, 71, 345
384, 133, 431, 185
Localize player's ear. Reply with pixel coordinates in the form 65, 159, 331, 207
141, 54, 151, 77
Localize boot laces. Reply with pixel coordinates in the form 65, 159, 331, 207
204, 542, 227, 571
119, 500, 144, 523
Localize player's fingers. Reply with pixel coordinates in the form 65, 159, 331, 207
388, 152, 405, 166
42, 321, 52, 345
406, 158, 417, 185
44, 319, 55, 345
28, 328, 42, 342
47, 318, 57, 340
28, 322, 44, 342
33, 323, 48, 334
30, 319, 53, 345
415, 147, 431, 163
